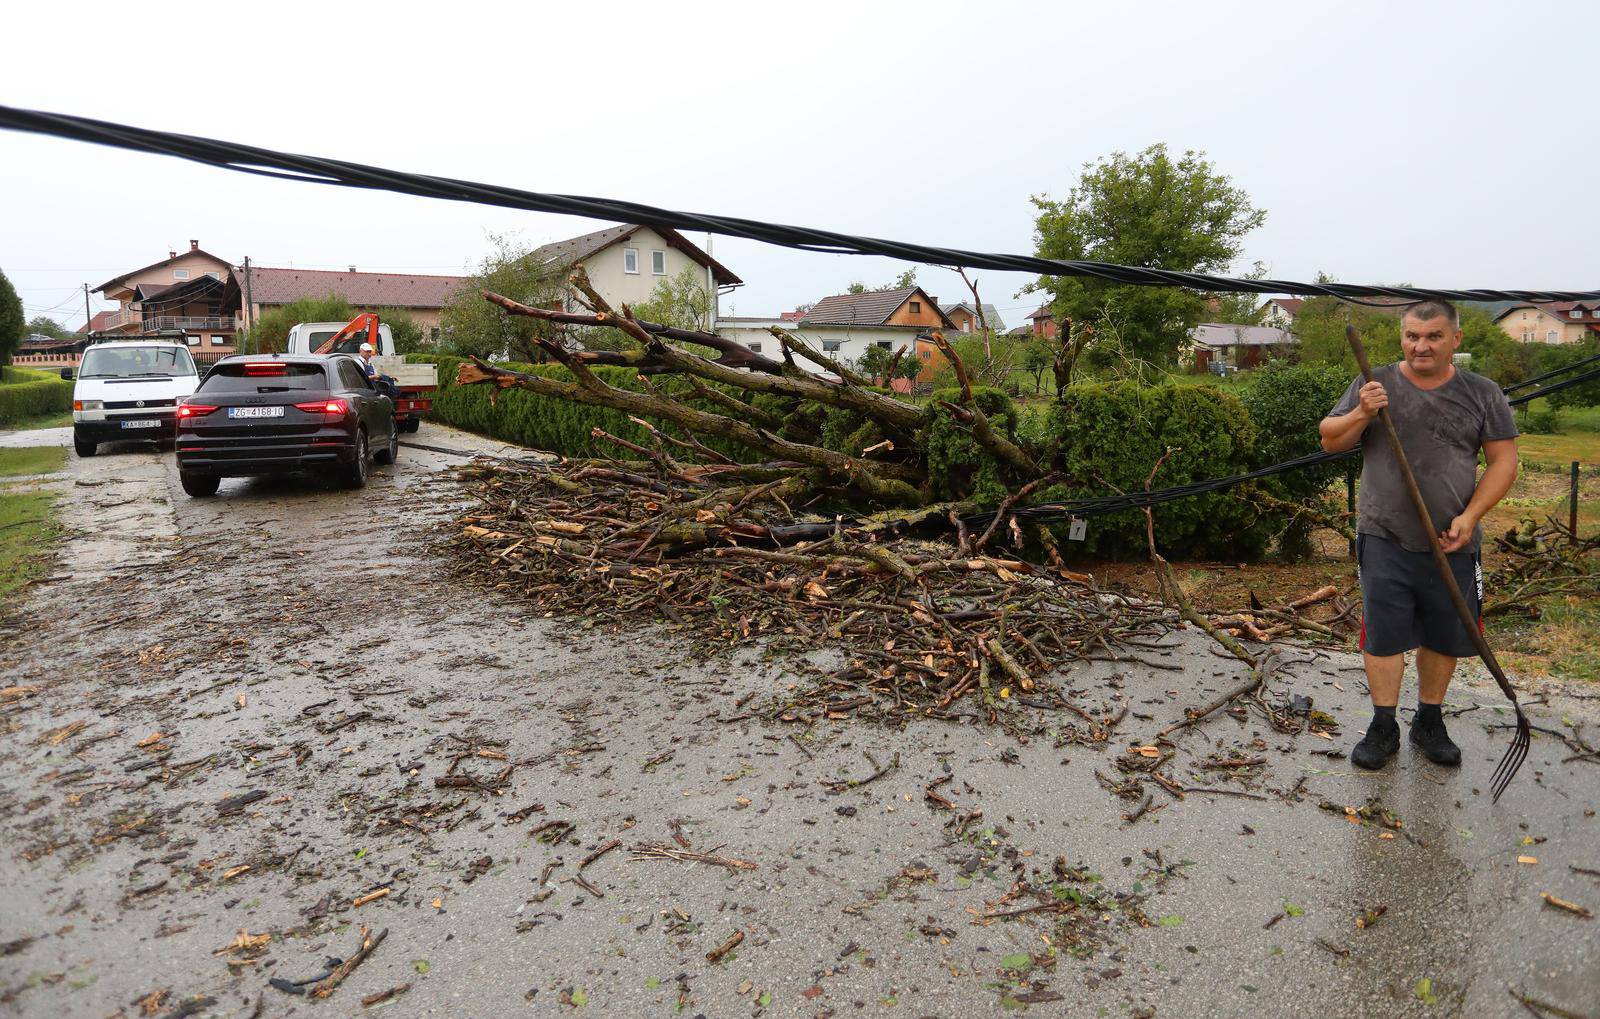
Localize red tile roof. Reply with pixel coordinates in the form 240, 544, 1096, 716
94, 246, 233, 294
800, 287, 954, 328
79, 310, 118, 333
1264, 297, 1304, 314
242, 267, 470, 309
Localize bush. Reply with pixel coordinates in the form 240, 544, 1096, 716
1036, 382, 1267, 559
0, 365, 73, 426
1517, 405, 1562, 434
407, 354, 749, 460
923, 387, 1020, 507
1240, 361, 1353, 557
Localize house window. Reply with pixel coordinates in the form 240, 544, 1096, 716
1548, 330, 1559, 342
210, 335, 227, 346
173, 269, 190, 279
874, 340, 893, 350
185, 335, 200, 346
748, 342, 762, 353
430, 327, 441, 343
909, 301, 921, 313
919, 350, 931, 360
1571, 309, 1582, 319
651, 250, 666, 275
623, 248, 639, 274
205, 271, 220, 280
822, 340, 843, 353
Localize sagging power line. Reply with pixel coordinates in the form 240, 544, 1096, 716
2, 104, 1598, 306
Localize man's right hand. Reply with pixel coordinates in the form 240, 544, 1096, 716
1357, 380, 1388, 418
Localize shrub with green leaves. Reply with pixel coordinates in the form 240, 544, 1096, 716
922, 387, 1019, 508
1240, 361, 1354, 556
1037, 382, 1266, 559
0, 365, 73, 426
407, 354, 751, 460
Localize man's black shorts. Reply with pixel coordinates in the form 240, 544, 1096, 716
1357, 532, 1482, 657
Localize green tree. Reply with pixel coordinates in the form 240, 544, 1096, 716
580, 267, 713, 353
1030, 145, 1265, 366
440, 233, 565, 362
1544, 338, 1600, 410
238, 295, 355, 354
856, 342, 920, 384
846, 268, 918, 295
1021, 339, 1055, 394
1291, 296, 1401, 375
26, 315, 73, 341
0, 269, 26, 365
377, 307, 425, 355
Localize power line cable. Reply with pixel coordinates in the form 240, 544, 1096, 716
2, 104, 1598, 305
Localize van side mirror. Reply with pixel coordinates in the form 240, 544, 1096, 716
59, 368, 74, 380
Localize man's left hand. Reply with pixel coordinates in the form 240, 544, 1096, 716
1441, 513, 1478, 553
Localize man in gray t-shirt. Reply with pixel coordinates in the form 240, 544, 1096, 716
1318, 300, 1519, 774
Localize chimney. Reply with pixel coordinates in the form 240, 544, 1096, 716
169, 250, 177, 259
189, 239, 198, 251
349, 266, 357, 274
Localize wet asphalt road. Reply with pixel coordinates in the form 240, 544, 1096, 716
1, 425, 1597, 1018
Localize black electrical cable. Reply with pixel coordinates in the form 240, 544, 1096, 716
1500, 349, 1600, 394
3, 104, 1600, 305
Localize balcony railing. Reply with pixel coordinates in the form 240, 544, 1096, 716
101, 308, 136, 330
141, 316, 236, 332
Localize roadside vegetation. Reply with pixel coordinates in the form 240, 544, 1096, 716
0, 447, 65, 604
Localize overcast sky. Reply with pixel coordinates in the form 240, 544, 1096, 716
2, 0, 1595, 331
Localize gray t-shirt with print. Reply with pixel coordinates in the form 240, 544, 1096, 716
1330, 364, 1517, 553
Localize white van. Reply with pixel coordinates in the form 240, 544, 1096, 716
70, 341, 200, 457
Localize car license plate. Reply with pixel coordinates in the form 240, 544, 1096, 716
120, 419, 159, 429
228, 406, 284, 419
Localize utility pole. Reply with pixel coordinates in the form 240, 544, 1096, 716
83, 283, 92, 333
242, 256, 254, 332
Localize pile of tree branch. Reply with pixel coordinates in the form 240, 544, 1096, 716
1486, 517, 1600, 616
454, 269, 1038, 508
444, 455, 1176, 727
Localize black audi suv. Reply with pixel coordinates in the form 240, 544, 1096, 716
174, 354, 397, 497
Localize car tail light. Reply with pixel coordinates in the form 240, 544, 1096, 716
176, 403, 218, 419
294, 399, 349, 415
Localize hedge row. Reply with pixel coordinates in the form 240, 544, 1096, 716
1032, 382, 1269, 560
406, 354, 753, 461
0, 365, 73, 428
411, 353, 1330, 561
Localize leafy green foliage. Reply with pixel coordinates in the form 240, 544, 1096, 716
1038, 382, 1267, 559
846, 269, 918, 295
25, 315, 73, 341
1030, 145, 1265, 366
379, 307, 425, 355
0, 269, 23, 365
238, 295, 356, 354
1290, 296, 1401, 372
407, 354, 749, 461
857, 343, 920, 384
922, 387, 1019, 508
439, 232, 565, 362
1240, 361, 1353, 556
582, 267, 713, 352
0, 365, 73, 426
1541, 338, 1600, 411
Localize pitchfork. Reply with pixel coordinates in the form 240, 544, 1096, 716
1345, 325, 1529, 802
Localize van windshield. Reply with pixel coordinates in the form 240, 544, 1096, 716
79, 345, 197, 379
308, 330, 372, 355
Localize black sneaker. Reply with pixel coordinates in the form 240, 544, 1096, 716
1351, 716, 1400, 770
1410, 714, 1462, 766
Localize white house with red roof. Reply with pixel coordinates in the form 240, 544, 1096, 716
1494, 301, 1600, 345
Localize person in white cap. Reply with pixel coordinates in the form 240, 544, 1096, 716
356, 342, 399, 398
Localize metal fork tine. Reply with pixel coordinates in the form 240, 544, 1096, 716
1490, 712, 1531, 803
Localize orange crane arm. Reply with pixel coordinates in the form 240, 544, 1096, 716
312, 312, 381, 355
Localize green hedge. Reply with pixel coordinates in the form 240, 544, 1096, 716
0, 365, 73, 427
407, 354, 751, 460
1036, 382, 1269, 560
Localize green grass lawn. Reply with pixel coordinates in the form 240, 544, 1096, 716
0, 446, 67, 478
1, 409, 74, 432
0, 489, 62, 605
